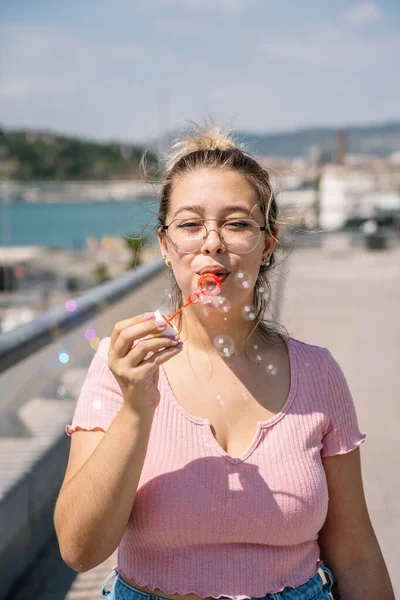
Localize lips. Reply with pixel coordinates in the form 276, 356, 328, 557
196, 267, 230, 288
197, 266, 230, 276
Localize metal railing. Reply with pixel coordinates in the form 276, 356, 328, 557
0, 257, 167, 600
0, 257, 165, 375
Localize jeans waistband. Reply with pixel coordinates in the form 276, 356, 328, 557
101, 566, 334, 600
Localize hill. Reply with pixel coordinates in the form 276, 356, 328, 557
238, 121, 400, 159
0, 128, 157, 181
2, 121, 399, 183
153, 120, 400, 160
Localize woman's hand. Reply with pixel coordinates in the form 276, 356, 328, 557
108, 312, 182, 412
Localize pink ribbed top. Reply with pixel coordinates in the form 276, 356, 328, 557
66, 335, 366, 599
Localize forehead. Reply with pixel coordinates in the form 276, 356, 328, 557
169, 168, 258, 216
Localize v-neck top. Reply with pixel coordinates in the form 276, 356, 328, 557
66, 336, 366, 599
158, 335, 298, 465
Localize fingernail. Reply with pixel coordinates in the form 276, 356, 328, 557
173, 334, 180, 340
144, 312, 154, 320
176, 342, 183, 349
155, 320, 167, 328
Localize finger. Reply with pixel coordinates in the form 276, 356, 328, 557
140, 343, 183, 374
112, 318, 168, 358
128, 336, 181, 366
110, 312, 154, 350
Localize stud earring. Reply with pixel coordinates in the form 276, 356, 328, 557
262, 256, 270, 267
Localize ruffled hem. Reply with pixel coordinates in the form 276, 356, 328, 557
116, 561, 323, 600
321, 433, 366, 457
65, 424, 106, 436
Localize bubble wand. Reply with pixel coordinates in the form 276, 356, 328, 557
153, 273, 221, 338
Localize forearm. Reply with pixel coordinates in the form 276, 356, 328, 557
333, 552, 395, 600
55, 404, 155, 571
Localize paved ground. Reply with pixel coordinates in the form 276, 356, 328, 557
8, 239, 400, 599
8, 535, 117, 600
279, 240, 400, 596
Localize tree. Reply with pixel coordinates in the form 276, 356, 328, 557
123, 233, 150, 269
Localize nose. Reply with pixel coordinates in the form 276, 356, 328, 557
200, 227, 226, 256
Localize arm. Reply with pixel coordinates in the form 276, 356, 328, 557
54, 403, 155, 572
319, 448, 395, 600
55, 313, 182, 572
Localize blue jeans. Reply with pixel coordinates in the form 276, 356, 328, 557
101, 565, 334, 600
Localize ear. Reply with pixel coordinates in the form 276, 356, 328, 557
263, 224, 279, 256
157, 229, 168, 258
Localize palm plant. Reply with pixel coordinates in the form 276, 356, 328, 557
123, 233, 150, 269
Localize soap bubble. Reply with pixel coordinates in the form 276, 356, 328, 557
92, 399, 102, 410
253, 344, 259, 350
242, 305, 256, 321
200, 275, 219, 294
65, 299, 77, 312
57, 386, 67, 396
214, 335, 235, 358
266, 363, 278, 376
241, 392, 249, 401
198, 291, 212, 304
233, 270, 253, 290
59, 352, 69, 364
84, 328, 96, 341
216, 394, 225, 407
216, 297, 231, 313
202, 307, 210, 317
256, 354, 262, 363
258, 286, 265, 293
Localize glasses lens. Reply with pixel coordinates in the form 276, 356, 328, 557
167, 219, 207, 253
167, 219, 262, 254
221, 220, 262, 253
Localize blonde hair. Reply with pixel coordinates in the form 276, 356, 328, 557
165, 121, 239, 172
156, 120, 290, 352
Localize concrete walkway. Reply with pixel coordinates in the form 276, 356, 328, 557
9, 240, 400, 598
280, 241, 400, 596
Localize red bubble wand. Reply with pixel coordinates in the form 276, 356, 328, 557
161, 273, 221, 326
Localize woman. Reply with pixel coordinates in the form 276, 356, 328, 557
55, 124, 395, 600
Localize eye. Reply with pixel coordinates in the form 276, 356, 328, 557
225, 220, 251, 229
178, 221, 202, 229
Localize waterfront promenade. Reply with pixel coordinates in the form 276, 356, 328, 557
8, 238, 400, 599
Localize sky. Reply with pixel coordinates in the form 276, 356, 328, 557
0, 0, 399, 144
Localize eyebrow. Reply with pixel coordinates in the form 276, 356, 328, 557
172, 204, 253, 217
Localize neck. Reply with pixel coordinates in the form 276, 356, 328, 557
177, 300, 259, 355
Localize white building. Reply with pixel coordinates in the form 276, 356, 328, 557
319, 167, 379, 229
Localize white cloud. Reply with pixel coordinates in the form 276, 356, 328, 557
0, 76, 50, 99
256, 20, 398, 72
0, 8, 399, 141
342, 2, 384, 26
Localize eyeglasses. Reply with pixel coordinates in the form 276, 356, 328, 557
161, 218, 266, 254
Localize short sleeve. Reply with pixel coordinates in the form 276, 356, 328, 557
321, 349, 367, 457
65, 337, 124, 436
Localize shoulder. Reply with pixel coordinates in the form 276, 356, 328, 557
288, 335, 349, 387
286, 335, 330, 368
286, 336, 339, 405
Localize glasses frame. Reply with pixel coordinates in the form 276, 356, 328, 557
161, 218, 267, 255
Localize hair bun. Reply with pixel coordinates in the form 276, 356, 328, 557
165, 120, 238, 173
